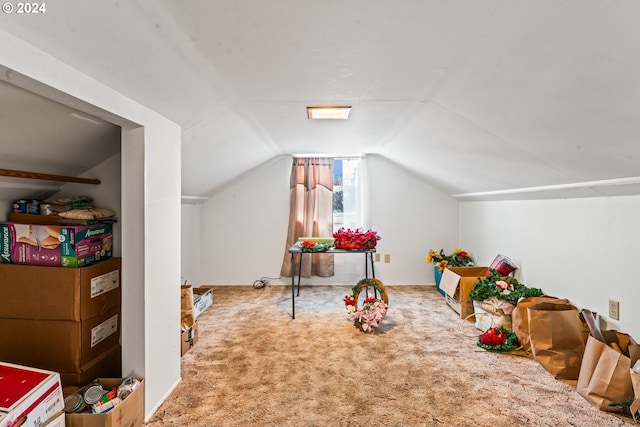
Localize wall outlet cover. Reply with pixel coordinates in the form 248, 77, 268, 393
608, 299, 620, 320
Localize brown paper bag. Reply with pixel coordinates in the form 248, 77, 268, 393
527, 301, 586, 380
631, 399, 640, 424
577, 330, 640, 412
632, 369, 640, 421
633, 369, 640, 399
512, 296, 568, 352
631, 346, 640, 400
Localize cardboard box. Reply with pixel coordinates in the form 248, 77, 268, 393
8, 213, 63, 226
181, 312, 194, 329
180, 285, 193, 315
65, 378, 144, 427
0, 222, 113, 267
60, 344, 122, 387
181, 320, 199, 356
192, 286, 213, 319
439, 266, 489, 320
0, 258, 121, 321
42, 411, 65, 427
0, 308, 120, 373
0, 362, 64, 427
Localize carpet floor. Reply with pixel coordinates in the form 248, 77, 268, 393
144, 284, 634, 426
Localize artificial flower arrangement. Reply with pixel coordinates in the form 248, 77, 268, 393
469, 269, 544, 331
469, 269, 543, 305
477, 326, 519, 352
298, 240, 334, 253
344, 278, 388, 333
333, 227, 381, 250
425, 248, 475, 272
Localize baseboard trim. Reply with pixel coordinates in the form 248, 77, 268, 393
144, 376, 182, 422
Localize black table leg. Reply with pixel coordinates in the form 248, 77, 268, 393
290, 253, 295, 319
369, 252, 376, 279
367, 252, 378, 298
365, 253, 368, 278
297, 252, 303, 297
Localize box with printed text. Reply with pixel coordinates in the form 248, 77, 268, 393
181, 320, 199, 356
0, 308, 121, 373
0, 258, 121, 321
0, 222, 112, 267
192, 286, 213, 319
0, 362, 64, 427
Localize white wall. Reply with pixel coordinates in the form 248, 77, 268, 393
137, 123, 181, 418
460, 196, 640, 340
366, 155, 460, 284
56, 153, 122, 256
0, 181, 62, 215
181, 202, 203, 285
197, 155, 291, 285
1, 29, 182, 419
193, 154, 460, 286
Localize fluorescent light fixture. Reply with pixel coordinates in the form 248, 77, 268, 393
307, 106, 352, 120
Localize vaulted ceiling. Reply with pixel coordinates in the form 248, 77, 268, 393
1, 0, 640, 201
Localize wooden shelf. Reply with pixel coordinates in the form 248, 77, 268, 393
0, 168, 100, 185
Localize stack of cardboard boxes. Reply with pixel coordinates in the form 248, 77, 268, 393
180, 285, 213, 356
0, 258, 122, 386
181, 285, 199, 356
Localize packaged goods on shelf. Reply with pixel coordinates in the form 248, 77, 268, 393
0, 222, 113, 267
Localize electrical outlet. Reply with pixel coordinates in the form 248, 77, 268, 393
374, 253, 380, 262
384, 254, 391, 263
608, 299, 620, 320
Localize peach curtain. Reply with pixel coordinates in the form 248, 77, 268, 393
280, 157, 334, 277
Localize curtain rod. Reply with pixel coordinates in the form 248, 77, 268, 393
0, 168, 101, 185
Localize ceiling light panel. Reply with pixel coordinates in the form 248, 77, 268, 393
307, 106, 352, 120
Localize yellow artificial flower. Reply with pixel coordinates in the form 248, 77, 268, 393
426, 248, 474, 269
426, 249, 439, 264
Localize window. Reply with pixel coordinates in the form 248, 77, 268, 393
332, 157, 363, 232
332, 157, 365, 281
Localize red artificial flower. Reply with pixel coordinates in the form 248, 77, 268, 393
333, 227, 381, 249
459, 251, 468, 257
344, 296, 356, 306
480, 327, 507, 347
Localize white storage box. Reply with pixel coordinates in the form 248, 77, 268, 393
192, 287, 213, 319
0, 362, 64, 427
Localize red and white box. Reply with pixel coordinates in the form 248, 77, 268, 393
0, 362, 64, 427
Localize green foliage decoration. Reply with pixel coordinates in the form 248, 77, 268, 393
469, 269, 543, 304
